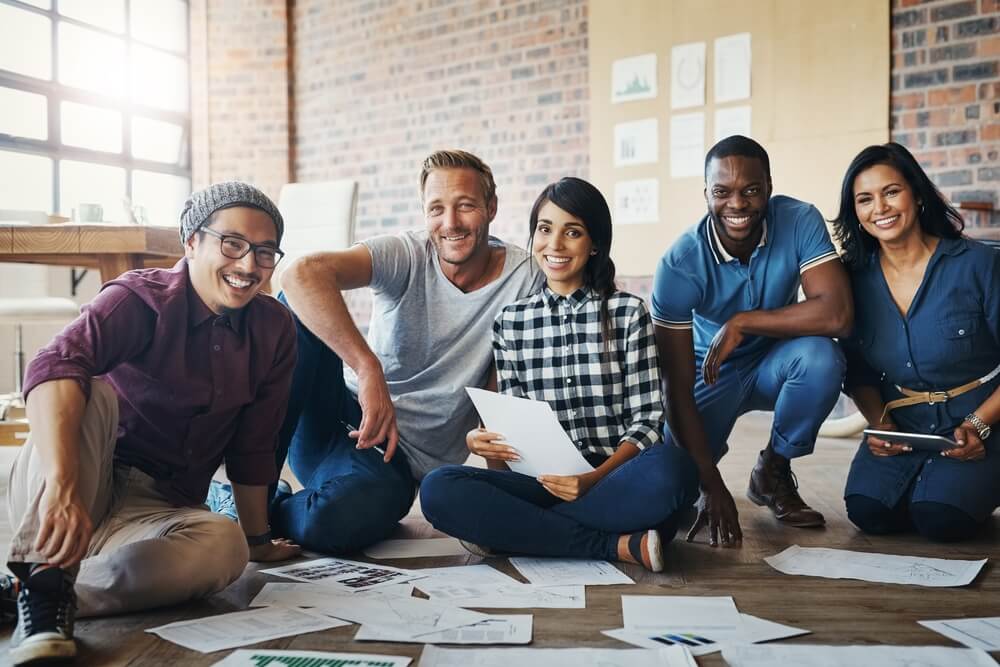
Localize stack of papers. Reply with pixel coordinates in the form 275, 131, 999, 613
604, 595, 808, 656
764, 545, 987, 587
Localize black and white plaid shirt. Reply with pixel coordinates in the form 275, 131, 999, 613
492, 286, 664, 457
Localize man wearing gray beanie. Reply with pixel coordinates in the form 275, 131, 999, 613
3, 181, 300, 664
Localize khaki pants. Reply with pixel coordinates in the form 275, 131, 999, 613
6, 380, 249, 617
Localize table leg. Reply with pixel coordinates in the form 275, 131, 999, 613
98, 254, 143, 282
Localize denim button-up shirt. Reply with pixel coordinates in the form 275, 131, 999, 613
841, 236, 1000, 510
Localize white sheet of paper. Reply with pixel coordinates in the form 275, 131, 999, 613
612, 53, 657, 103
919, 617, 1000, 651
146, 606, 348, 654
765, 545, 988, 587
466, 388, 594, 477
614, 118, 658, 167
669, 112, 705, 179
413, 564, 521, 589
212, 649, 411, 667
670, 42, 705, 109
313, 591, 488, 639
509, 557, 633, 586
249, 581, 414, 608
604, 612, 809, 656
364, 537, 467, 559
714, 32, 752, 103
714, 105, 752, 142
614, 178, 659, 224
622, 595, 745, 640
355, 614, 533, 645
259, 556, 424, 590
722, 644, 997, 667
421, 645, 696, 667
422, 582, 585, 609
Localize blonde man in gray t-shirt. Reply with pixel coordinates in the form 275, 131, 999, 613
262, 150, 542, 554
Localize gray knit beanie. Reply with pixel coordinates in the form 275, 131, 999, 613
179, 181, 284, 245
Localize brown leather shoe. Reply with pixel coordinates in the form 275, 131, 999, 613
747, 449, 825, 527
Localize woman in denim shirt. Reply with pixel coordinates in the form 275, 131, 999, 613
832, 142, 1000, 542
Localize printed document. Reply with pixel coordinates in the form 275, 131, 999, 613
466, 388, 594, 477
508, 557, 633, 586
919, 617, 1000, 651
765, 545, 987, 587
420, 645, 696, 667
212, 649, 411, 666
259, 557, 424, 590
721, 644, 997, 667
355, 614, 533, 645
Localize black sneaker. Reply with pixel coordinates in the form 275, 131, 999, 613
9, 568, 77, 664
0, 573, 19, 626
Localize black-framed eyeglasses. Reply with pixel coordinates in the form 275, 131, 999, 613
199, 227, 285, 268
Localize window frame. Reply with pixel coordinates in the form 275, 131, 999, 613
0, 0, 191, 216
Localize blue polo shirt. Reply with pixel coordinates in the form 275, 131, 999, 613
651, 195, 839, 364
841, 236, 1000, 517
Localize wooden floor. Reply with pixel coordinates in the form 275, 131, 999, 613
1, 413, 998, 666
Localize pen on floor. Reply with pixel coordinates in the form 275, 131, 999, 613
340, 420, 386, 456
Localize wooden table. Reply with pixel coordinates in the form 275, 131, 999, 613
0, 222, 183, 283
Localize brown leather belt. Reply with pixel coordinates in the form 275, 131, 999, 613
880, 362, 1000, 422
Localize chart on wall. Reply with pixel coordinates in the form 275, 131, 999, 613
614, 119, 659, 167
614, 179, 659, 225
611, 53, 657, 103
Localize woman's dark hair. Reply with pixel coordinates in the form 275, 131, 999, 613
529, 177, 618, 350
832, 142, 964, 270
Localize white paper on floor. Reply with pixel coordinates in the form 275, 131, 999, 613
249, 581, 414, 608
211, 649, 411, 666
312, 590, 489, 639
420, 582, 585, 609
363, 537, 468, 559
419, 645, 696, 667
765, 545, 987, 587
721, 643, 997, 667
259, 556, 424, 590
413, 564, 521, 589
508, 557, 634, 586
354, 614, 533, 644
146, 606, 348, 653
604, 612, 809, 656
918, 617, 1000, 651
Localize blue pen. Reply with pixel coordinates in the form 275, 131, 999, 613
341, 421, 386, 456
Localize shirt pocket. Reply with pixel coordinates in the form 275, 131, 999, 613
936, 315, 979, 358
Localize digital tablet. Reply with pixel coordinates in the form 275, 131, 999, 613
862, 429, 958, 452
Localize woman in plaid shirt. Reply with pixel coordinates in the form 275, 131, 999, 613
421, 177, 699, 571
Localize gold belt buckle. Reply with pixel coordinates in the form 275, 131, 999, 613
926, 391, 949, 404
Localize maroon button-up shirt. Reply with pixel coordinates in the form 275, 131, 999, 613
23, 259, 296, 506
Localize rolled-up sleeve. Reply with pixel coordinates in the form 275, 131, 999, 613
224, 308, 297, 486
23, 285, 155, 401
620, 303, 665, 450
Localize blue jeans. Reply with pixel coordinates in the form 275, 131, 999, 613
670, 336, 845, 461
419, 444, 699, 559
270, 294, 417, 554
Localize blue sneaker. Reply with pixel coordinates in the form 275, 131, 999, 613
206, 480, 238, 522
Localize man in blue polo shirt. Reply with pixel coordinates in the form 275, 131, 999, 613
652, 136, 853, 546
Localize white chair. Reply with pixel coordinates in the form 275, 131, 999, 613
0, 297, 80, 421
273, 180, 358, 293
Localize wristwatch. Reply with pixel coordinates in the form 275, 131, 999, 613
964, 413, 992, 440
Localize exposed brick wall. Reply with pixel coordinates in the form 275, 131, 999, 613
891, 0, 999, 228
189, 0, 292, 201
290, 0, 590, 245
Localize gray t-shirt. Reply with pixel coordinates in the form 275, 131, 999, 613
344, 229, 543, 479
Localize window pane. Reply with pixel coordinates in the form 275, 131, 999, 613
131, 45, 188, 111
59, 160, 126, 221
61, 102, 122, 153
60, 0, 126, 34
131, 117, 184, 164
19, 0, 52, 8
58, 22, 126, 97
132, 170, 189, 227
0, 151, 52, 212
0, 88, 48, 140
130, 0, 187, 53
0, 6, 51, 80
